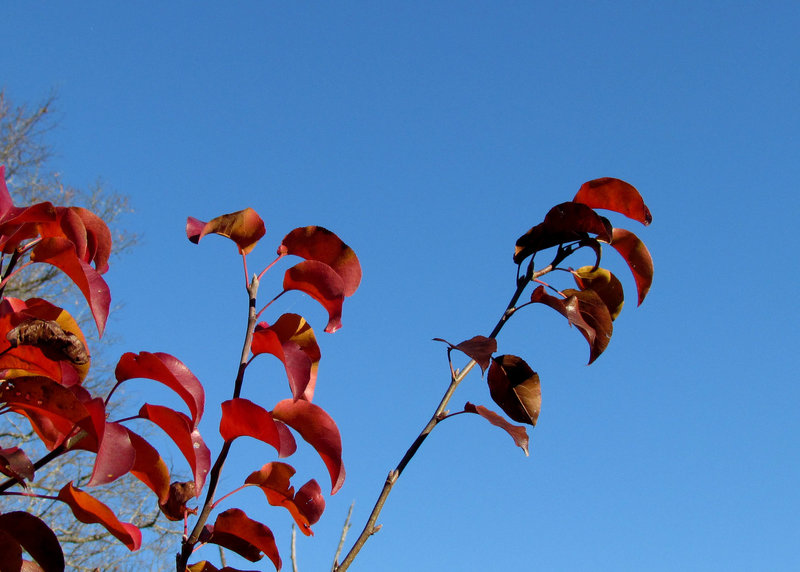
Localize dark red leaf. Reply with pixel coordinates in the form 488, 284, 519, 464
282, 260, 345, 333
187, 562, 259, 572
29, 237, 110, 336
252, 314, 321, 401
207, 508, 281, 569
294, 479, 325, 527
126, 428, 171, 504
573, 177, 652, 225
220, 399, 296, 457
433, 336, 496, 373
251, 328, 312, 401
57, 482, 142, 551
0, 512, 63, 572
464, 402, 529, 455
514, 202, 613, 264
0, 528, 22, 572
115, 352, 205, 427
562, 288, 614, 363
610, 228, 653, 305
272, 399, 345, 494
572, 266, 625, 320
487, 355, 541, 426
244, 463, 323, 536
138, 404, 210, 494
0, 447, 34, 484
279, 226, 362, 296
186, 208, 266, 255
87, 421, 135, 486
159, 481, 197, 521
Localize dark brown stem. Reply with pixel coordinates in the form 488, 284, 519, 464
334, 265, 553, 571
176, 275, 260, 571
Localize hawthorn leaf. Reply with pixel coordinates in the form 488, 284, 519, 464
573, 177, 652, 226
115, 352, 205, 427
126, 428, 171, 504
272, 399, 345, 494
514, 202, 613, 264
0, 512, 64, 572
573, 266, 625, 320
219, 398, 296, 457
206, 508, 281, 569
57, 482, 142, 551
464, 402, 529, 456
253, 314, 321, 401
87, 421, 136, 487
159, 481, 197, 522
282, 260, 345, 333
432, 336, 496, 373
0, 447, 34, 483
138, 403, 210, 493
186, 208, 266, 255
279, 226, 362, 296
487, 355, 542, 426
610, 228, 654, 305
29, 237, 110, 336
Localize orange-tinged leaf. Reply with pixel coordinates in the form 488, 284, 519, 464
244, 463, 324, 536
573, 266, 625, 320
57, 482, 141, 551
573, 177, 652, 225
0, 512, 63, 572
38, 206, 113, 273
115, 352, 205, 427
186, 208, 266, 255
282, 261, 345, 333
279, 226, 362, 296
610, 228, 653, 305
464, 402, 529, 455
487, 355, 541, 426
220, 399, 296, 458
127, 428, 171, 504
29, 237, 110, 336
272, 399, 345, 494
87, 421, 135, 486
251, 327, 312, 401
206, 508, 281, 569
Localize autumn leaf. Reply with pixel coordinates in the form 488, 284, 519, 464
186, 208, 266, 255
573, 177, 652, 225
279, 226, 362, 296
487, 355, 541, 426
58, 483, 142, 551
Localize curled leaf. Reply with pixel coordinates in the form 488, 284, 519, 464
57, 482, 142, 551
282, 260, 345, 333
244, 463, 324, 536
487, 355, 541, 426
87, 421, 135, 487
514, 202, 612, 264
220, 398, 296, 457
433, 336, 496, 373
279, 226, 362, 296
573, 177, 652, 225
126, 428, 171, 504
251, 326, 312, 401
610, 228, 653, 305
159, 481, 197, 521
572, 266, 625, 320
0, 512, 64, 572
7, 319, 89, 365
464, 402, 529, 455
186, 208, 266, 255
272, 399, 345, 494
0, 447, 34, 483
206, 508, 281, 569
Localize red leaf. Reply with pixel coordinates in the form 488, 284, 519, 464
186, 208, 266, 255
38, 206, 112, 274
115, 352, 205, 427
282, 261, 345, 333
57, 482, 142, 551
572, 266, 625, 320
87, 421, 135, 487
252, 314, 321, 401
159, 481, 197, 521
294, 479, 325, 527
220, 399, 296, 458
271, 399, 345, 494
514, 202, 613, 264
279, 226, 362, 296
573, 177, 652, 226
251, 327, 312, 401
138, 404, 210, 494
244, 463, 324, 536
0, 512, 63, 572
0, 447, 34, 483
29, 237, 110, 336
126, 428, 171, 504
187, 563, 259, 572
610, 228, 653, 305
433, 336, 497, 373
206, 508, 281, 569
487, 355, 542, 426
464, 402, 529, 455
0, 529, 22, 572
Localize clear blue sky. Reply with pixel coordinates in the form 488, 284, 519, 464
3, 2, 799, 571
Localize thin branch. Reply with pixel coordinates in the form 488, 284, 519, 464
291, 524, 299, 572
331, 502, 354, 571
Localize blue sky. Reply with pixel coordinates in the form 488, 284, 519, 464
3, 2, 799, 571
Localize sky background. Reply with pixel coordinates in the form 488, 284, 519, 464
2, 2, 799, 571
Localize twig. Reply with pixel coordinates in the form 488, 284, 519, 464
291, 524, 299, 572
331, 502, 354, 571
